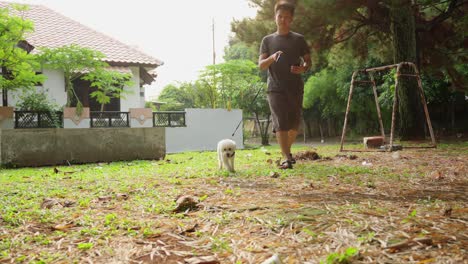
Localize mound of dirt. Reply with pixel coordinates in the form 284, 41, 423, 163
294, 150, 320, 161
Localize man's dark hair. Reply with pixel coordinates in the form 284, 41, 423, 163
274, 1, 295, 16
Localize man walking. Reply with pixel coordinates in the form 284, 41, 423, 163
258, 1, 311, 169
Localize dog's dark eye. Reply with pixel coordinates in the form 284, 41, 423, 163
228, 148, 231, 151
223, 148, 226, 151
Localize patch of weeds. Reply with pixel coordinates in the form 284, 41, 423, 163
0, 238, 13, 252
344, 218, 362, 228
417, 196, 442, 206
193, 230, 204, 237
31, 251, 66, 263
26, 234, 51, 246
208, 179, 218, 185
0, 251, 10, 260
15, 255, 27, 262
142, 228, 161, 238
1, 210, 24, 227
199, 194, 208, 202
77, 242, 93, 250
320, 247, 359, 264
37, 210, 65, 224
104, 213, 118, 226
80, 227, 100, 236
358, 232, 375, 244
223, 187, 241, 196
168, 178, 183, 185
145, 200, 174, 214
402, 209, 417, 223
212, 212, 234, 225
47, 188, 69, 198
302, 227, 318, 238
173, 213, 187, 219
78, 197, 92, 208
210, 236, 231, 253
366, 181, 376, 188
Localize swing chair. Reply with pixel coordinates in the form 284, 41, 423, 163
340, 62, 436, 152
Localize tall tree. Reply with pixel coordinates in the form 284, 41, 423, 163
0, 4, 45, 106
82, 69, 133, 111
39, 44, 107, 109
232, 0, 467, 138
390, 0, 425, 139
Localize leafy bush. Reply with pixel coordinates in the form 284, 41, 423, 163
16, 90, 61, 112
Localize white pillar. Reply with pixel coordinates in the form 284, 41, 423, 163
63, 107, 91, 128
0, 107, 14, 129
129, 108, 153, 128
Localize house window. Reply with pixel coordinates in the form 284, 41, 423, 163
35, 72, 43, 86
140, 91, 145, 97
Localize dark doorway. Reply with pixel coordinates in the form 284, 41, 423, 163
72, 78, 120, 111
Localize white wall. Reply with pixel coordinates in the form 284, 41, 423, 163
7, 69, 66, 108
166, 108, 244, 153
120, 66, 144, 111
5, 66, 144, 111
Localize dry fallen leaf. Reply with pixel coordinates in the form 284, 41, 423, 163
174, 195, 199, 213
184, 256, 219, 264
270, 172, 280, 178
116, 193, 129, 200
52, 223, 75, 231
41, 198, 61, 209
430, 170, 444, 180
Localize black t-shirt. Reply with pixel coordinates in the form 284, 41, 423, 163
260, 31, 309, 92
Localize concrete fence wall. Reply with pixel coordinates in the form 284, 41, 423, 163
0, 108, 244, 166
166, 108, 243, 153
0, 127, 165, 167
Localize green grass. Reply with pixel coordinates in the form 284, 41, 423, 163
0, 141, 466, 263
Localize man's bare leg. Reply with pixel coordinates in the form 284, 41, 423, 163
287, 129, 298, 150
276, 131, 290, 160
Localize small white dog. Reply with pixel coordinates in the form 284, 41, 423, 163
217, 139, 236, 172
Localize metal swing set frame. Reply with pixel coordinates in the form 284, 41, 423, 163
340, 62, 437, 152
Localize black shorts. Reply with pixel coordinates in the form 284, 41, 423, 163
267, 90, 303, 133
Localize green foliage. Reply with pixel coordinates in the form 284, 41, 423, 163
0, 4, 45, 103
223, 41, 257, 62
16, 90, 60, 112
38, 44, 107, 108
157, 82, 198, 111
320, 247, 359, 264
16, 90, 62, 127
77, 242, 93, 250
199, 59, 262, 110
158, 60, 268, 116
82, 69, 133, 111
303, 68, 344, 119
230, 0, 467, 137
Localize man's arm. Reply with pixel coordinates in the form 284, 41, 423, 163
258, 51, 283, 71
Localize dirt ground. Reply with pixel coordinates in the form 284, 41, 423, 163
1, 142, 466, 264
126, 145, 467, 263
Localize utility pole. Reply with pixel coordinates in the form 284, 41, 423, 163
212, 18, 216, 65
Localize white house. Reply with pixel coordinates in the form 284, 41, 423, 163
0, 2, 163, 111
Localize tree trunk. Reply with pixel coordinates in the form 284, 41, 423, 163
255, 112, 270, 146
318, 119, 324, 141
2, 89, 7, 106
390, 0, 425, 140
2, 67, 8, 106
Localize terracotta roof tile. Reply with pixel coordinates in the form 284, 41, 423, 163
0, 2, 163, 67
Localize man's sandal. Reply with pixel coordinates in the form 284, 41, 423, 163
288, 153, 296, 164
279, 160, 293, 169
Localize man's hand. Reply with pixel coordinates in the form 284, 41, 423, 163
271, 51, 283, 62
290, 65, 308, 74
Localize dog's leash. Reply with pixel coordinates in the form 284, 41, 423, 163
231, 84, 264, 137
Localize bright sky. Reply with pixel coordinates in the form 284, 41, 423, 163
5, 0, 258, 99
